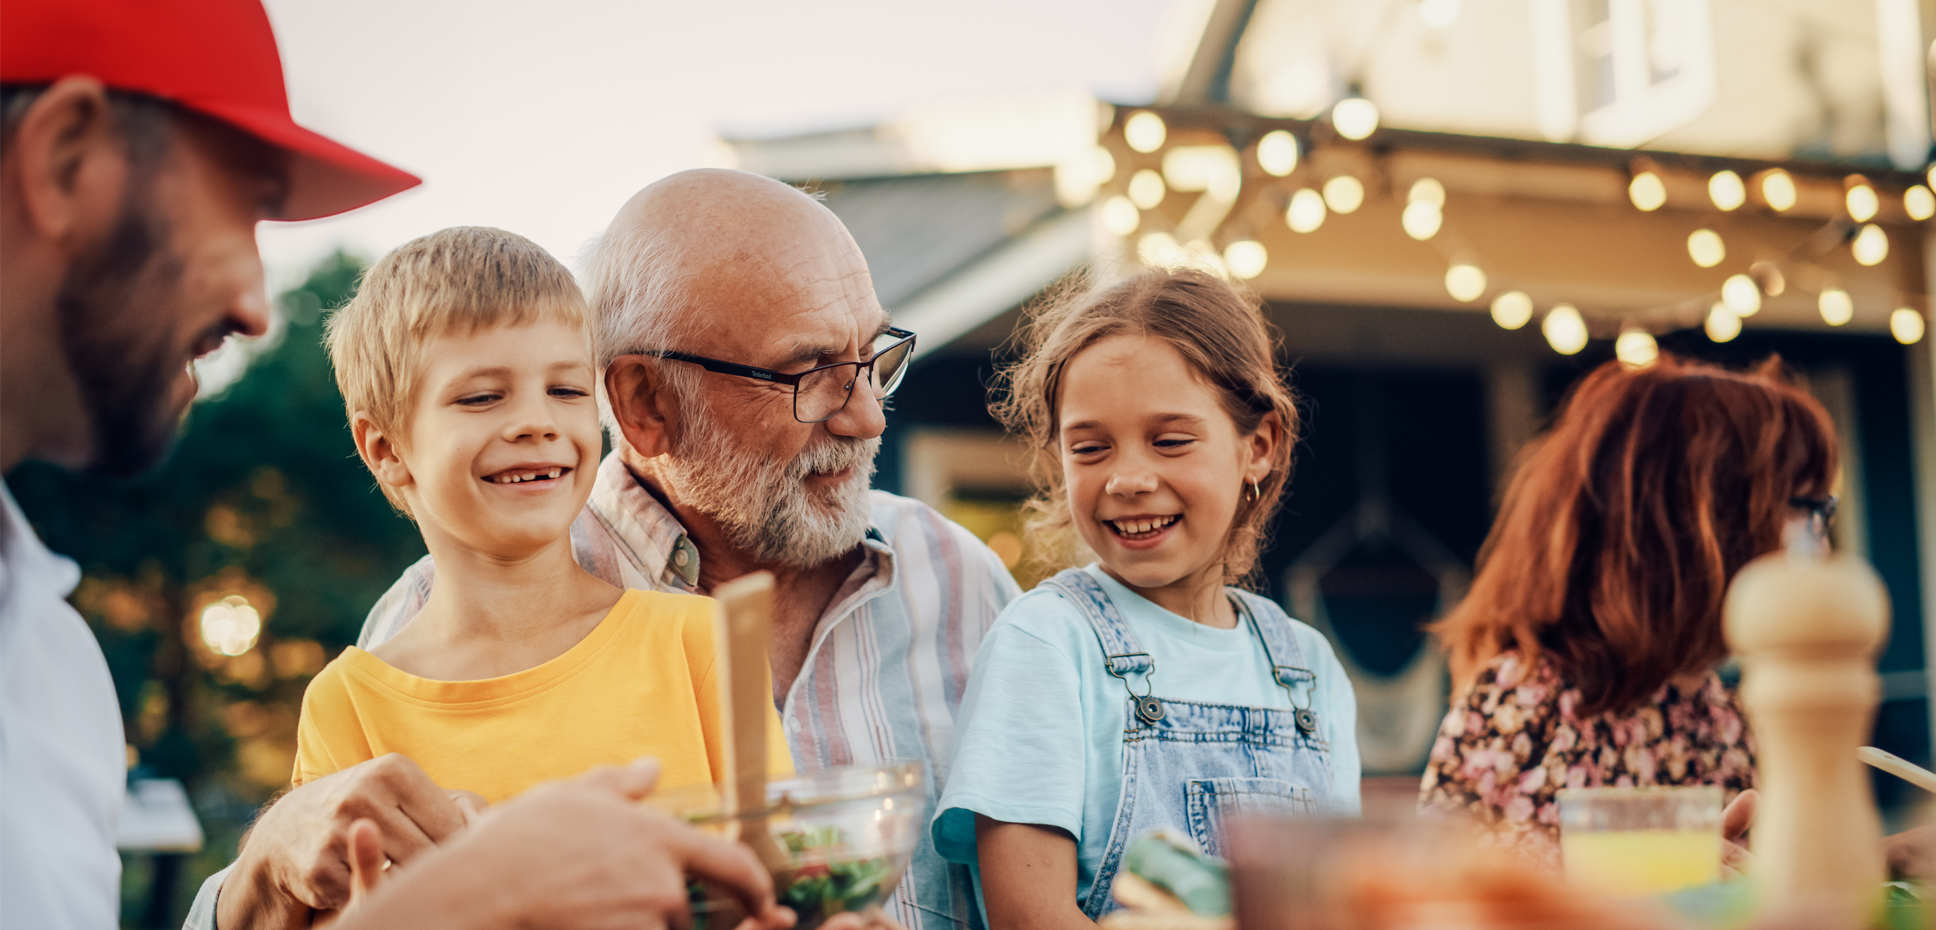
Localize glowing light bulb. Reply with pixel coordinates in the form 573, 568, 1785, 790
1409, 178, 1446, 207
1136, 232, 1187, 268
1402, 200, 1443, 240
1490, 291, 1533, 330
1419, 0, 1460, 29
1322, 175, 1365, 213
1705, 302, 1741, 342
1124, 111, 1167, 153
1332, 97, 1379, 140
1760, 170, 1797, 212
1615, 329, 1658, 367
1094, 148, 1117, 184
1819, 288, 1854, 326
1907, 185, 1935, 221
1183, 238, 1227, 277
199, 595, 262, 657
1445, 263, 1487, 302
1687, 229, 1725, 267
1892, 308, 1926, 344
1101, 196, 1140, 236
1257, 131, 1298, 176
1542, 304, 1588, 355
1846, 183, 1879, 222
1287, 188, 1326, 232
1223, 239, 1268, 279
1852, 224, 1889, 266
1629, 172, 1667, 211
1721, 274, 1762, 317
1709, 170, 1746, 211
1128, 169, 1166, 209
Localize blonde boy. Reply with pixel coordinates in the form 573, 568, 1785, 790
301, 226, 787, 806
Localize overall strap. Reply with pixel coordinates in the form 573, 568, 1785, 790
1039, 568, 1165, 724
1231, 590, 1322, 736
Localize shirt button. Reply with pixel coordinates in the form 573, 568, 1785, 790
674, 549, 690, 567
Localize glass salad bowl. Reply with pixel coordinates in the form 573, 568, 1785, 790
648, 761, 927, 930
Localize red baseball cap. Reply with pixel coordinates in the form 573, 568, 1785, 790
2, 0, 421, 220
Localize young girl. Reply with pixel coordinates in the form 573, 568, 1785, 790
932, 270, 1360, 926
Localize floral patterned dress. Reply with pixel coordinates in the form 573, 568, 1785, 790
1417, 649, 1756, 868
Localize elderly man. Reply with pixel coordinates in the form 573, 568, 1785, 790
367, 168, 1022, 929
193, 169, 1019, 930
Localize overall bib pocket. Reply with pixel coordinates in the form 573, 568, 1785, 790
1184, 777, 1318, 856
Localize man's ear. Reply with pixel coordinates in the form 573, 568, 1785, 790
605, 356, 675, 458
350, 412, 414, 491
9, 77, 137, 246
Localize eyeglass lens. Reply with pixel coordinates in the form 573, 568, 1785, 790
1789, 495, 1836, 543
793, 333, 915, 422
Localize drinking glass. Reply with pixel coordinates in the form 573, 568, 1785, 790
1557, 785, 1723, 896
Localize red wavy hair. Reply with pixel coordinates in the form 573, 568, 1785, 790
1430, 356, 1838, 715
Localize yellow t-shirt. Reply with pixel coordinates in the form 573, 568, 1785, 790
293, 589, 792, 804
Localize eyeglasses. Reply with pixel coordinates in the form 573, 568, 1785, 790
1791, 495, 1837, 540
646, 328, 916, 424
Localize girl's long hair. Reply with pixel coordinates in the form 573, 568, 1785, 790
1429, 355, 1838, 715
990, 269, 1301, 586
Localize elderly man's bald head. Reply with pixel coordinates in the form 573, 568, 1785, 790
613, 168, 850, 261
582, 168, 880, 375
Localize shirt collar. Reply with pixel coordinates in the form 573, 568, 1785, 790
585, 451, 892, 595
0, 480, 82, 608
585, 452, 701, 591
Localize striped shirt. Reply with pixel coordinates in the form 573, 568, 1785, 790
359, 452, 1020, 930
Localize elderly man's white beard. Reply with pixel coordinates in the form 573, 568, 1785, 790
658, 412, 878, 570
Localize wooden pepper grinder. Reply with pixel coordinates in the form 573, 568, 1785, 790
1724, 525, 1890, 929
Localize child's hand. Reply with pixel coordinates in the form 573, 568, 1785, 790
446, 789, 488, 828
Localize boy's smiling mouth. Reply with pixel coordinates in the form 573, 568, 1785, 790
1106, 514, 1180, 540
483, 465, 569, 485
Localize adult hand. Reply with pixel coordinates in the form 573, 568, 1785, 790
1721, 788, 1756, 878
821, 907, 906, 930
300, 821, 388, 930
337, 758, 794, 930
1718, 788, 1936, 881
446, 788, 489, 827
216, 754, 468, 930
1883, 823, 1935, 880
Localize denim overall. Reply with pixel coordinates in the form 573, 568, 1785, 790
1038, 569, 1333, 919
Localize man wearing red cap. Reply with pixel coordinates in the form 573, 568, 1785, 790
1, 2, 787, 928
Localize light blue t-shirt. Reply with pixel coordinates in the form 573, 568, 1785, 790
931, 564, 1360, 904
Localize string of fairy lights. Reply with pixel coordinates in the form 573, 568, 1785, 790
1096, 101, 1932, 359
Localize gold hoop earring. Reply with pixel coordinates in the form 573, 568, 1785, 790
1247, 480, 1261, 503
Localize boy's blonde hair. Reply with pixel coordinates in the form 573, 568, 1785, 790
324, 226, 590, 515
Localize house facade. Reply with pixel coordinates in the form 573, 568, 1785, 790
726, 0, 1936, 815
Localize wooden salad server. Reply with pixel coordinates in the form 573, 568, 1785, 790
1859, 746, 1936, 794
713, 571, 792, 875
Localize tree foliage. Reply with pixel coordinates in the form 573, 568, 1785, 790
11, 251, 425, 790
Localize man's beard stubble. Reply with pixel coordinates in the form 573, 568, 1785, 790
657, 406, 879, 571
55, 185, 195, 478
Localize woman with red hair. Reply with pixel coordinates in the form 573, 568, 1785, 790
1418, 356, 1839, 865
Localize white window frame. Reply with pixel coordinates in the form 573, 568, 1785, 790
1532, 0, 1717, 147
